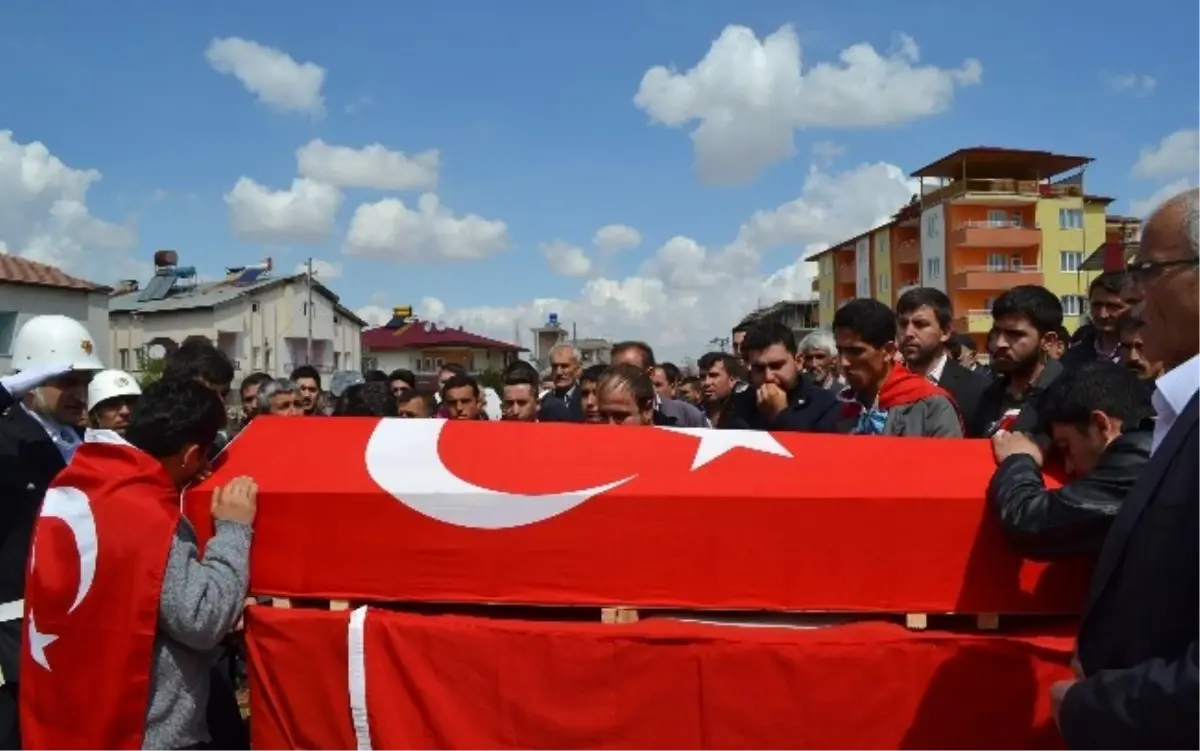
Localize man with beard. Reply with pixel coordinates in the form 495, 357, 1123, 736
723, 322, 841, 432
895, 287, 989, 429
967, 285, 1065, 439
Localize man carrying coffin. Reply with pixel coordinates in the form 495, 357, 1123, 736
20, 377, 257, 750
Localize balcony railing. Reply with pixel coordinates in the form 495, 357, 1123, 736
894, 238, 920, 264
923, 179, 1084, 206
957, 219, 1026, 230
956, 264, 1041, 274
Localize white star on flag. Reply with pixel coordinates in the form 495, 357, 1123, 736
27, 612, 57, 670
658, 427, 793, 470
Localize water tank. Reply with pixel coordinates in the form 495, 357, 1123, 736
153, 249, 179, 267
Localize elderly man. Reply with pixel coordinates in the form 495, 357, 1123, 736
1053, 189, 1198, 749
256, 378, 303, 416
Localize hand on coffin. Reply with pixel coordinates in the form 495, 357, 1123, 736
212, 476, 259, 527
756, 383, 789, 420
991, 430, 1044, 466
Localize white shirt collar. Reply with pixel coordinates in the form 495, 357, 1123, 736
926, 353, 949, 384
22, 403, 82, 461
1154, 354, 1199, 416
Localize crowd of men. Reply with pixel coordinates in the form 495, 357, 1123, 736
0, 189, 1195, 748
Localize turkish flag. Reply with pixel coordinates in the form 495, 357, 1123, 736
20, 432, 181, 750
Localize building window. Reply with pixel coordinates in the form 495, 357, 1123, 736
252, 346, 260, 368
1059, 208, 1083, 229
333, 315, 340, 324
1060, 251, 1084, 272
251, 302, 260, 313
987, 253, 1007, 271
1061, 294, 1086, 317
986, 209, 1008, 226
119, 348, 130, 370
302, 302, 308, 315
878, 274, 889, 292
0, 311, 16, 355
925, 257, 942, 278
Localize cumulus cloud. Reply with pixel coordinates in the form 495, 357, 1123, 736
225, 177, 342, 243
592, 224, 643, 254
205, 37, 326, 115
0, 130, 138, 283
1129, 128, 1200, 216
1103, 72, 1157, 97
295, 139, 439, 190
343, 193, 510, 262
540, 240, 593, 277
294, 258, 343, 279
634, 25, 981, 185
361, 160, 917, 359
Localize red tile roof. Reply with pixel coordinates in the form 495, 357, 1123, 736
0, 255, 108, 292
361, 320, 526, 352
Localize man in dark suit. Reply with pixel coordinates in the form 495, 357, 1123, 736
723, 322, 842, 432
1055, 188, 1199, 749
895, 287, 990, 428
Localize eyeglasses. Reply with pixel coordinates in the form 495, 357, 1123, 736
1126, 258, 1198, 284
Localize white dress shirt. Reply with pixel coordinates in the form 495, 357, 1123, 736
1150, 354, 1200, 456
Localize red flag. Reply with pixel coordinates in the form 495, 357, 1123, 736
20, 432, 180, 750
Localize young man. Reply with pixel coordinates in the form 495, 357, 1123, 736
441, 373, 484, 420
831, 299, 962, 437
396, 389, 438, 418
1116, 313, 1164, 383
289, 365, 322, 416
577, 363, 606, 423
237, 372, 271, 425
1059, 272, 1130, 371
610, 341, 708, 427
500, 371, 540, 422
697, 351, 744, 427
987, 362, 1153, 559
722, 322, 840, 432
968, 285, 1066, 439
21, 377, 256, 749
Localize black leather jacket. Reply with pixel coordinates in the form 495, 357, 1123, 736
987, 428, 1152, 560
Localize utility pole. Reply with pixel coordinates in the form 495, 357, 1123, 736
305, 257, 314, 365
572, 322, 577, 346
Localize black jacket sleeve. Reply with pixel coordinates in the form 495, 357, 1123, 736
986, 431, 1151, 560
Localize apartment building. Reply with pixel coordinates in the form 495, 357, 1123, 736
813, 147, 1135, 350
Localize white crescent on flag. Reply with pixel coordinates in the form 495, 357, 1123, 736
365, 419, 635, 529
28, 485, 98, 670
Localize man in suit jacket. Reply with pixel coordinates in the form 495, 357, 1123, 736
1055, 188, 1199, 749
895, 287, 990, 428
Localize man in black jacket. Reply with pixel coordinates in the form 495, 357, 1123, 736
987, 362, 1152, 560
1059, 272, 1130, 371
723, 321, 841, 432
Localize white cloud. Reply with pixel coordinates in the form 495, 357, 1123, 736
395, 159, 915, 359
540, 240, 593, 277
633, 25, 981, 185
0, 130, 138, 283
343, 193, 510, 262
1131, 177, 1195, 218
224, 177, 342, 243
811, 140, 846, 166
205, 37, 326, 115
296, 139, 439, 190
1104, 72, 1157, 97
592, 224, 642, 254
294, 258, 343, 279
1131, 128, 1200, 180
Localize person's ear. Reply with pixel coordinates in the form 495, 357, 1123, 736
1089, 409, 1118, 439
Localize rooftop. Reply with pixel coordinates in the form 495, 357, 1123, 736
0, 255, 109, 292
362, 318, 525, 352
910, 147, 1093, 181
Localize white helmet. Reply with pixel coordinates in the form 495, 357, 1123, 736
11, 315, 104, 372
88, 369, 142, 411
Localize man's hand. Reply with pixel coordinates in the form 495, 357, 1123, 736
1050, 679, 1077, 729
0, 363, 77, 397
756, 383, 788, 420
212, 476, 258, 526
991, 430, 1044, 466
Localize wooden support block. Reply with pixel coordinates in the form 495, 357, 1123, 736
270, 597, 292, 609
904, 613, 928, 630
329, 600, 350, 611
975, 613, 1000, 630
601, 607, 639, 624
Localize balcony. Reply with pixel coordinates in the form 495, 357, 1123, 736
895, 239, 920, 265
950, 265, 1043, 291
952, 310, 993, 334
923, 179, 1084, 206
949, 220, 1041, 248
834, 263, 856, 284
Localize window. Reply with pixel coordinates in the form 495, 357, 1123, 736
878, 274, 889, 292
925, 257, 942, 279
252, 346, 261, 368
119, 348, 129, 370
986, 253, 1007, 271
302, 302, 308, 315
333, 315, 340, 324
251, 302, 260, 313
333, 352, 341, 370
0, 312, 17, 355
1010, 212, 1023, 227
1060, 251, 1083, 272
264, 349, 271, 370
1061, 295, 1086, 317
1059, 208, 1083, 229
986, 209, 1008, 226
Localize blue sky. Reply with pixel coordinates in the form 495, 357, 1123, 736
0, 1, 1196, 358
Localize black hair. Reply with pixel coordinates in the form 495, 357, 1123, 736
334, 382, 398, 417
659, 362, 681, 385
290, 364, 321, 388
958, 333, 979, 354
831, 298, 897, 349
163, 340, 234, 388
611, 341, 656, 368
126, 377, 227, 458
990, 285, 1063, 335
681, 375, 702, 390
387, 369, 416, 389
439, 362, 468, 378
239, 371, 271, 394
1089, 271, 1128, 298
397, 389, 438, 414
502, 369, 539, 389
698, 351, 740, 374
441, 373, 480, 397
1055, 325, 1071, 345
503, 359, 540, 381
580, 363, 607, 384
1116, 312, 1145, 334
741, 321, 797, 355
1042, 361, 1153, 428
363, 369, 389, 382
732, 322, 752, 335
597, 363, 656, 408
895, 287, 953, 330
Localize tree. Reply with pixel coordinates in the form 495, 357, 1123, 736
138, 357, 167, 387
475, 368, 504, 394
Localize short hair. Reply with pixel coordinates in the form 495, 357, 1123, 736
797, 330, 837, 357
1056, 325, 1072, 345
611, 341, 656, 368
895, 287, 953, 330
680, 375, 702, 391
363, 369, 389, 382
503, 360, 539, 381
1116, 312, 1145, 335
125, 377, 227, 458
597, 363, 656, 408
549, 344, 580, 362
162, 340, 234, 388
697, 351, 739, 375
334, 382, 398, 417
439, 363, 467, 378
397, 388, 437, 414
659, 362, 681, 385
256, 378, 298, 411
503, 369, 538, 390
991, 285, 1063, 335
831, 298, 896, 349
1088, 271, 1127, 298
387, 369, 416, 389
741, 321, 797, 355
580, 363, 607, 384
1042, 361, 1153, 428
1185, 188, 1199, 258
441, 373, 479, 397
957, 333, 979, 353
239, 371, 271, 394
290, 365, 321, 388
